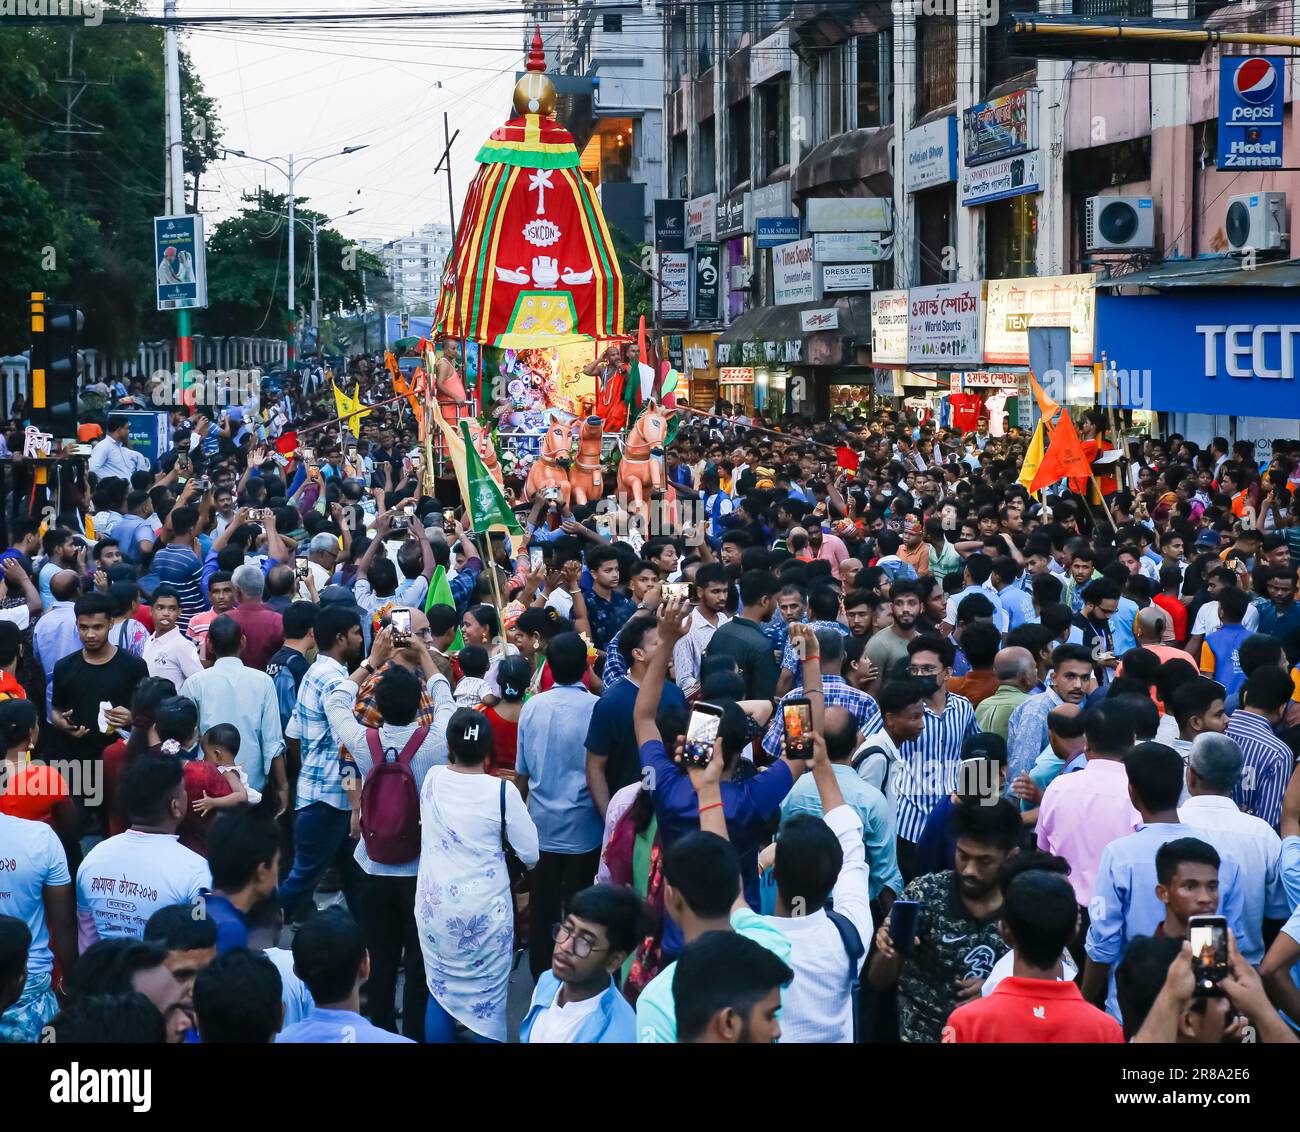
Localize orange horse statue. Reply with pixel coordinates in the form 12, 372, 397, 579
524, 419, 574, 505
616, 400, 676, 516
464, 419, 505, 490
568, 415, 604, 506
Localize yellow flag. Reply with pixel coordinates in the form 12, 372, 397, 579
1018, 419, 1047, 491
332, 380, 370, 438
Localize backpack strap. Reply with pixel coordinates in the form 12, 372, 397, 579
365, 728, 384, 762
825, 908, 865, 1043
396, 725, 430, 766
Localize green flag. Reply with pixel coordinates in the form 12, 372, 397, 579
460, 420, 523, 534
423, 563, 463, 651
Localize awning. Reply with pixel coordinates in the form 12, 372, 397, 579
792, 126, 894, 197
1092, 256, 1300, 289
715, 296, 873, 367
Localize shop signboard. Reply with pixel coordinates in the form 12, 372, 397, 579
805, 197, 891, 233
984, 274, 1097, 365
812, 231, 890, 262
905, 115, 958, 191
870, 289, 909, 365
720, 366, 755, 385
822, 263, 874, 292
963, 88, 1039, 167
772, 238, 819, 305
756, 217, 801, 248
1095, 291, 1300, 416
686, 192, 718, 246
907, 281, 983, 367
959, 150, 1041, 206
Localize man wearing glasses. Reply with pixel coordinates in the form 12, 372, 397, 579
520, 885, 642, 1043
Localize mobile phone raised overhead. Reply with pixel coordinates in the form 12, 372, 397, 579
683, 702, 723, 768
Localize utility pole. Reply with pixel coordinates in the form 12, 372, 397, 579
53, 31, 105, 207
163, 0, 192, 403
432, 81, 459, 243
287, 154, 297, 371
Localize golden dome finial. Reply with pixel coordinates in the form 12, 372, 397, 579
513, 23, 556, 117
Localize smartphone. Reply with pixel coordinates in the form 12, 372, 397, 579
544, 486, 560, 503
1188, 914, 1229, 996
300, 447, 315, 465
294, 557, 310, 581
890, 900, 921, 955
663, 580, 691, 601
177, 453, 191, 473
193, 477, 210, 492
442, 508, 456, 534
390, 608, 412, 643
248, 508, 270, 522
529, 547, 545, 572
782, 696, 813, 759
682, 702, 723, 769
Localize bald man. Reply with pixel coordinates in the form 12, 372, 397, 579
974, 645, 1038, 739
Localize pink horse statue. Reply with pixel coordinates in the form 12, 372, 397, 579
524, 419, 574, 505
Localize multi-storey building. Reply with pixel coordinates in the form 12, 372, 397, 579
525, 1, 665, 244
655, 0, 1300, 447
373, 223, 455, 309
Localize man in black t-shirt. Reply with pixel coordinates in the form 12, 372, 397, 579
51, 593, 148, 780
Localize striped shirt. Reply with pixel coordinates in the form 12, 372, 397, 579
672, 607, 730, 698
894, 693, 980, 844
1225, 709, 1293, 830
762, 675, 881, 759
286, 655, 350, 811
151, 544, 207, 629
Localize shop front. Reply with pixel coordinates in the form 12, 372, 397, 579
1093, 281, 1300, 451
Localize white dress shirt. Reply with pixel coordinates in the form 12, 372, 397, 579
1178, 792, 1291, 964
672, 607, 730, 699
88, 435, 149, 482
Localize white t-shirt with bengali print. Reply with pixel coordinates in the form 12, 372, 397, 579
0, 813, 70, 980
76, 829, 210, 941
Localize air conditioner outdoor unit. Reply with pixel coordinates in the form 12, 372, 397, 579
1085, 194, 1156, 251
730, 264, 753, 290
1225, 192, 1287, 252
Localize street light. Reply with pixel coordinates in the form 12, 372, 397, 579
267, 207, 365, 344
222, 144, 369, 367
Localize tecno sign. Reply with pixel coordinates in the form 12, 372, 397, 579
1197, 324, 1300, 380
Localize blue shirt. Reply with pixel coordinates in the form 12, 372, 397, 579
152, 544, 207, 630
1204, 624, 1253, 699
31, 600, 81, 721
780, 763, 903, 901
1111, 596, 1140, 655
1085, 821, 1249, 1020
203, 891, 249, 953
581, 583, 637, 655
277, 1005, 413, 1044
640, 737, 794, 957
515, 684, 603, 854
585, 676, 685, 796
519, 973, 636, 1043
995, 582, 1036, 631
112, 514, 156, 563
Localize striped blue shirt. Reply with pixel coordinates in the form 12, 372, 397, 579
779, 619, 851, 673
1226, 710, 1293, 830
286, 655, 350, 811
761, 675, 881, 759
894, 692, 980, 844
151, 544, 207, 629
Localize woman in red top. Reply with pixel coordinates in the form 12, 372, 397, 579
0, 699, 79, 859
479, 654, 530, 780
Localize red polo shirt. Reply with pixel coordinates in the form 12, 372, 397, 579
208, 600, 285, 671
944, 977, 1124, 1043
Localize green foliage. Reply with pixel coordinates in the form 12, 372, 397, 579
201, 189, 385, 340
0, 12, 222, 356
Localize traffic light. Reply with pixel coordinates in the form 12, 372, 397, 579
29, 292, 83, 439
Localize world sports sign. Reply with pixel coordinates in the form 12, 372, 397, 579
1217, 56, 1285, 170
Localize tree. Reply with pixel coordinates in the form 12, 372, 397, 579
201, 189, 385, 341
0, 10, 223, 357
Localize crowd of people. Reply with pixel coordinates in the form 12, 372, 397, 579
2, 363, 1299, 1046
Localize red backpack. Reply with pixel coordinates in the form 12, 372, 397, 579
359, 726, 429, 865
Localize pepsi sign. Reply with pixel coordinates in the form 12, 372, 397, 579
1218, 56, 1285, 170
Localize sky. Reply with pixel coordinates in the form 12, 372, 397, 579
183, 1, 528, 249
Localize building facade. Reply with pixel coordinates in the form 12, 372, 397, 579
651, 0, 1300, 445
526, 1, 666, 244
369, 223, 455, 309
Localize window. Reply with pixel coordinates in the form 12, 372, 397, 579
855, 32, 891, 129
728, 98, 751, 187
984, 0, 1036, 94
985, 194, 1039, 279
914, 185, 955, 285
915, 15, 956, 118
818, 46, 847, 140
695, 116, 717, 195
602, 12, 622, 33
724, 0, 746, 51
670, 9, 689, 83
670, 130, 689, 197
697, 3, 715, 71
758, 80, 789, 177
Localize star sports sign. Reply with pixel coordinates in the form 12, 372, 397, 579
1217, 56, 1285, 170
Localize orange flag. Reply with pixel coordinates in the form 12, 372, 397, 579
1029, 371, 1062, 428
1030, 410, 1093, 494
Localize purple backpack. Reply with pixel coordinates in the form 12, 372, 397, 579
359, 726, 429, 864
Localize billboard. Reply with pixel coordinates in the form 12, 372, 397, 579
154, 214, 207, 311
1217, 56, 1285, 170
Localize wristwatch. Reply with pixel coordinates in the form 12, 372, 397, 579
360, 660, 375, 675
